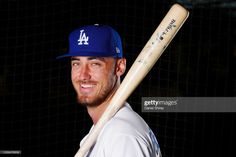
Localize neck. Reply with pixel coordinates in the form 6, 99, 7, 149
87, 100, 110, 125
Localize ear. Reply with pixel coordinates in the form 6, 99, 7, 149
115, 58, 126, 76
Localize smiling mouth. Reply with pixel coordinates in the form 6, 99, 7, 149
80, 83, 96, 88
79, 83, 97, 94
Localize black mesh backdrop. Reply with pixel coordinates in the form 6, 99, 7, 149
1, 0, 235, 156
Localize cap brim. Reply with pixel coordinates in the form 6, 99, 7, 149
56, 54, 73, 59
56, 51, 122, 59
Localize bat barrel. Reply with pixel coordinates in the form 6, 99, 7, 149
108, 3, 189, 112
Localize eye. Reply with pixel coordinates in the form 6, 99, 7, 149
71, 61, 80, 67
90, 61, 102, 67
91, 62, 101, 66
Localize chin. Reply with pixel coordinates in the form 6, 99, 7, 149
77, 95, 94, 106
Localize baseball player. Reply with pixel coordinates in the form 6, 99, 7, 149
57, 24, 161, 157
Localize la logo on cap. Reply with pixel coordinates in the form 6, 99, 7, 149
78, 29, 89, 45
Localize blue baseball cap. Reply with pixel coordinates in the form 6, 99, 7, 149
57, 24, 123, 59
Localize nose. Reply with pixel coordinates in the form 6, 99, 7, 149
79, 64, 91, 81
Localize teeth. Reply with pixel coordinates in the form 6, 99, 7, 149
81, 84, 95, 88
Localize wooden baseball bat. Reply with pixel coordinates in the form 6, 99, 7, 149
75, 3, 189, 157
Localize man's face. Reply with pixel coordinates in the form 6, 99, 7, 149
71, 56, 120, 107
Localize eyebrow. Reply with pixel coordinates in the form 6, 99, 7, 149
71, 57, 106, 62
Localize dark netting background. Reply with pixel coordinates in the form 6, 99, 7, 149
0, 0, 235, 156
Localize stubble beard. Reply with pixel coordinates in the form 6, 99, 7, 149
76, 77, 117, 107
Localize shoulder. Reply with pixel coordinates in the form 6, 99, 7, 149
96, 103, 158, 156
97, 103, 150, 144
104, 103, 149, 135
